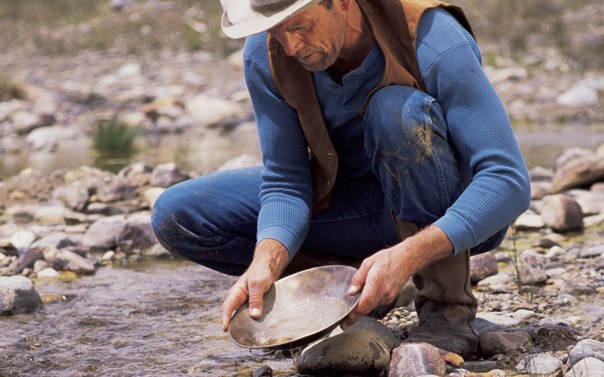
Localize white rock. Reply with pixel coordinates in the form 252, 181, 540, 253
26, 126, 80, 151
566, 357, 604, 377
37, 267, 59, 278
144, 187, 165, 208
556, 85, 599, 108
515, 211, 545, 230
10, 230, 36, 250
516, 353, 562, 374
185, 94, 242, 127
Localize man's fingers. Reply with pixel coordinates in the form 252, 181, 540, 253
221, 282, 248, 332
348, 258, 372, 295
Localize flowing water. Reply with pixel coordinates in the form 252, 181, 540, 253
0, 258, 296, 376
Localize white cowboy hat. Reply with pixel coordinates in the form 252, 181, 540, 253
220, 0, 323, 39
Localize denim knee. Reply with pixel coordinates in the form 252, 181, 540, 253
363, 86, 463, 224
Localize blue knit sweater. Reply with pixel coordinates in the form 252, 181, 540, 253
242, 8, 531, 257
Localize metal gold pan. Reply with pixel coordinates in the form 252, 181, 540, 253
228, 265, 360, 350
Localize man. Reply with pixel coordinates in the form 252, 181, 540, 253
151, 0, 531, 358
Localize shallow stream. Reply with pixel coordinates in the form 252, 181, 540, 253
0, 258, 295, 376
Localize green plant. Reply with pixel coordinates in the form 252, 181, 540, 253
91, 117, 138, 154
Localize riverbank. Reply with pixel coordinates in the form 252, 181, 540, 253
1, 142, 604, 375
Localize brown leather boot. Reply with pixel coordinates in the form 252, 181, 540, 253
394, 218, 479, 360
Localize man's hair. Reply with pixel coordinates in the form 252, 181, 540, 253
322, 0, 334, 9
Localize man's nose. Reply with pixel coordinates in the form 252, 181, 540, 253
282, 33, 304, 56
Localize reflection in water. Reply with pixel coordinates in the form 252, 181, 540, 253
1, 122, 602, 177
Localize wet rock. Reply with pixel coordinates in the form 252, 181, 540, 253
117, 212, 157, 254
566, 357, 604, 377
149, 163, 190, 188
518, 249, 547, 285
540, 194, 583, 232
479, 330, 534, 357
552, 154, 604, 193
82, 215, 127, 250
470, 252, 498, 283
568, 339, 604, 367
515, 353, 562, 375
388, 342, 463, 377
0, 275, 42, 315
295, 317, 397, 376
52, 181, 89, 211
142, 244, 171, 258
53, 250, 95, 274
516, 210, 546, 230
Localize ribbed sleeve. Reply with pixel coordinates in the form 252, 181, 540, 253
418, 8, 531, 253
244, 35, 314, 259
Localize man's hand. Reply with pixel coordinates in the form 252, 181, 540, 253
221, 239, 289, 332
342, 225, 454, 327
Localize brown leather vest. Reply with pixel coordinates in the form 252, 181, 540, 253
267, 0, 473, 212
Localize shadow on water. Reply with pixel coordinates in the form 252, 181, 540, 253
0, 258, 296, 377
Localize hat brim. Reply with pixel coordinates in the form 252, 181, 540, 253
221, 0, 323, 39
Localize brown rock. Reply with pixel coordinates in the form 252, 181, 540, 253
389, 342, 463, 377
540, 194, 583, 232
470, 252, 498, 284
552, 154, 604, 193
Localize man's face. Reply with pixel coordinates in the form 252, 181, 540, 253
269, 2, 347, 71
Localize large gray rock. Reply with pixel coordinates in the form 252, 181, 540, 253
185, 94, 242, 127
295, 317, 397, 376
0, 276, 42, 315
515, 353, 562, 375
82, 215, 127, 250
96, 180, 137, 203
568, 339, 604, 367
540, 194, 583, 232
566, 357, 604, 377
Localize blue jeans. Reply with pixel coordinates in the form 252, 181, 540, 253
151, 86, 464, 276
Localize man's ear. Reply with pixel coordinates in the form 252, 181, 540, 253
339, 0, 352, 11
